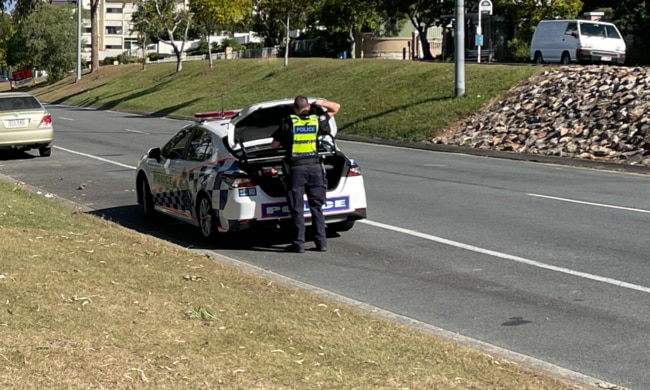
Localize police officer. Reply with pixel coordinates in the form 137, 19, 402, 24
271, 95, 340, 253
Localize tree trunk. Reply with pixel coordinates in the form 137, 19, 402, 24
348, 25, 356, 59
90, 0, 100, 73
207, 32, 213, 68
409, 16, 433, 61
283, 13, 289, 67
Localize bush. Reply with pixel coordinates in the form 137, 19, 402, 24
507, 38, 530, 63
101, 56, 116, 66
147, 53, 171, 61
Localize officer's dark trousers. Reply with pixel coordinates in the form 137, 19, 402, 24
286, 163, 327, 249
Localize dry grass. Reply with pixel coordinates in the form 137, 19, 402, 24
0, 180, 589, 389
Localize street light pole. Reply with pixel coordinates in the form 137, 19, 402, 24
454, 0, 465, 97
76, 0, 82, 82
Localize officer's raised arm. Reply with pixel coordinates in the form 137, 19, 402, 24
313, 100, 340, 116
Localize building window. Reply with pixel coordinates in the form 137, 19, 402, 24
106, 7, 122, 13
124, 38, 137, 49
105, 45, 122, 50
106, 26, 123, 35
84, 27, 91, 34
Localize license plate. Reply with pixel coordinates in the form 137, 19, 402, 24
601, 56, 612, 62
6, 119, 26, 127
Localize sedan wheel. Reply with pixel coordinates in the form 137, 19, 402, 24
139, 177, 156, 218
197, 195, 217, 240
39, 146, 51, 157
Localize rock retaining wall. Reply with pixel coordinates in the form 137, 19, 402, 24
432, 65, 650, 167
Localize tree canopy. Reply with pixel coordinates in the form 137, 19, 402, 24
6, 3, 76, 81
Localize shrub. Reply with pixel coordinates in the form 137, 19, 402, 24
507, 38, 530, 63
101, 56, 116, 65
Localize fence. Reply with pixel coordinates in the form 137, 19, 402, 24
147, 46, 280, 64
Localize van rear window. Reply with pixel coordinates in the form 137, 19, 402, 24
0, 96, 43, 111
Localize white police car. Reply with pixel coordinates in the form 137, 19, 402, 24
135, 98, 367, 240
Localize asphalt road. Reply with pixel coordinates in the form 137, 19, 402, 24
2, 105, 649, 389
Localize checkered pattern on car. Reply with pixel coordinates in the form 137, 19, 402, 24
150, 158, 246, 232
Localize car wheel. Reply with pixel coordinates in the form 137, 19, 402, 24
39, 146, 51, 157
533, 52, 544, 65
138, 176, 156, 218
197, 194, 217, 240
560, 52, 570, 65
327, 220, 355, 232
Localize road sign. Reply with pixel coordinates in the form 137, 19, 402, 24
479, 0, 493, 15
475, 35, 484, 46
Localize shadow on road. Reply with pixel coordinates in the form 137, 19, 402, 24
87, 204, 339, 253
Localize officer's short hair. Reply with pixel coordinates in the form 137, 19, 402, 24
294, 95, 310, 112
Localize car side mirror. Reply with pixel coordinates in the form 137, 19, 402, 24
571, 32, 578, 38
147, 147, 161, 162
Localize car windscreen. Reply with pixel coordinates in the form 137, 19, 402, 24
0, 96, 43, 112
579, 22, 622, 39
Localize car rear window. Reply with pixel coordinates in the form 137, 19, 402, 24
0, 96, 43, 111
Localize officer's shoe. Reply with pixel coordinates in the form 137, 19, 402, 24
315, 245, 327, 252
284, 244, 305, 253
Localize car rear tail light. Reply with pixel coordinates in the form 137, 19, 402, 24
222, 171, 255, 188
347, 162, 361, 177
39, 113, 52, 127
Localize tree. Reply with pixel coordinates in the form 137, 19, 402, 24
5, 0, 40, 21
6, 3, 76, 81
132, 0, 193, 72
0, 12, 15, 68
379, 0, 455, 60
253, 0, 321, 66
318, 0, 381, 58
189, 0, 250, 68
494, 0, 583, 44
90, 0, 100, 73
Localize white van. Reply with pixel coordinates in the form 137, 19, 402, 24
529, 20, 626, 65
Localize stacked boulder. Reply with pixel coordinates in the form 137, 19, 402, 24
432, 65, 650, 167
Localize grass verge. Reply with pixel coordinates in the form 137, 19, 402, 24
0, 179, 588, 389
29, 58, 542, 142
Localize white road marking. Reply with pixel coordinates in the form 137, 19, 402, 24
360, 219, 650, 294
52, 145, 650, 295
58, 117, 74, 121
124, 128, 148, 134
529, 193, 650, 214
53, 145, 136, 170
423, 164, 447, 167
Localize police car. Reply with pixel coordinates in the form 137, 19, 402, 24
135, 98, 367, 240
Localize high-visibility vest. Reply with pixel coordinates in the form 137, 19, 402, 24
290, 114, 319, 159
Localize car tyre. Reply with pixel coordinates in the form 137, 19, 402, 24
327, 220, 355, 232
560, 52, 570, 65
138, 176, 156, 218
38, 146, 51, 157
533, 52, 544, 65
197, 194, 217, 240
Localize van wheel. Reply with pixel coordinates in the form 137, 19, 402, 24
560, 52, 570, 65
533, 52, 544, 64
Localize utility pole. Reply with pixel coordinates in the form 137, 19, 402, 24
454, 0, 465, 97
